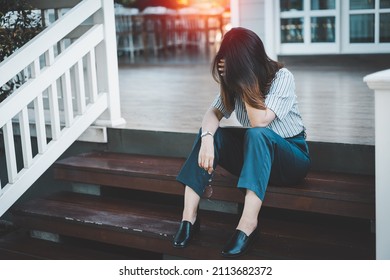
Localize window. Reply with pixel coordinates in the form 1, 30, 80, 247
311, 16, 336, 42
380, 13, 390, 42
381, 0, 390, 8
281, 0, 304, 12
311, 0, 336, 10
348, 0, 390, 45
350, 0, 375, 10
281, 18, 304, 43
350, 14, 375, 43
278, 0, 390, 54
279, 0, 338, 54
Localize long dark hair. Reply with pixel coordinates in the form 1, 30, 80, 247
212, 27, 283, 112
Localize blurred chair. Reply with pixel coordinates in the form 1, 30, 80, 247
176, 7, 204, 49
176, 7, 224, 50
115, 7, 143, 61
142, 7, 176, 56
205, 7, 225, 45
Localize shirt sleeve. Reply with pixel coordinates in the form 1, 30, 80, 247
211, 94, 233, 119
265, 68, 296, 120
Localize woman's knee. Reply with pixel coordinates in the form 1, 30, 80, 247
244, 127, 274, 141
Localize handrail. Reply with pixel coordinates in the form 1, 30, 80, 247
0, 0, 100, 87
0, 0, 124, 217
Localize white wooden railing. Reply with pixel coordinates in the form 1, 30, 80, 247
364, 69, 390, 260
0, 0, 125, 217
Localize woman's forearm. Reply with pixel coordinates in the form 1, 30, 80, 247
245, 102, 276, 127
198, 107, 222, 173
201, 107, 222, 135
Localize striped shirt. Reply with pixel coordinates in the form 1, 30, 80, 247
211, 68, 305, 138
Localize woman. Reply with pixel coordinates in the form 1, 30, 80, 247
172, 27, 310, 257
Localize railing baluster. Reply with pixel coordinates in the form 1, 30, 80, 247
40, 9, 46, 27
48, 83, 61, 140
54, 8, 64, 57
0, 128, 2, 190
57, 39, 69, 117
34, 94, 47, 154
30, 58, 41, 78
58, 38, 67, 56
75, 60, 86, 114
54, 8, 60, 20
62, 70, 74, 127
45, 46, 55, 66
3, 121, 18, 184
19, 107, 33, 168
31, 58, 47, 154
85, 49, 98, 103
20, 67, 27, 84
45, 47, 61, 140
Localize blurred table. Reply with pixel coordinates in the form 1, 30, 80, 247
115, 11, 227, 60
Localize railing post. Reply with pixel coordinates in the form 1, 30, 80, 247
93, 0, 125, 127
364, 69, 390, 260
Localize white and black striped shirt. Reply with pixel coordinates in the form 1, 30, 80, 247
211, 68, 305, 138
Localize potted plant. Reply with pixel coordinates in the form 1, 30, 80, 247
0, 0, 43, 102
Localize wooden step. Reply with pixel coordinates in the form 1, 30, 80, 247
53, 151, 375, 219
0, 229, 160, 260
11, 191, 375, 260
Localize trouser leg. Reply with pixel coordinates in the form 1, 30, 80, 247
176, 127, 246, 197
237, 127, 310, 201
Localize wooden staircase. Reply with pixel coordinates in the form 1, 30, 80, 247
8, 151, 375, 259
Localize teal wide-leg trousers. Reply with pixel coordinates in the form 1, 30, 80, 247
176, 127, 310, 201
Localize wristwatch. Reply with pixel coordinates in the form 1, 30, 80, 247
201, 131, 214, 138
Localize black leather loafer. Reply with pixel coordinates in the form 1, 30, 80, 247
221, 229, 258, 257
172, 219, 200, 248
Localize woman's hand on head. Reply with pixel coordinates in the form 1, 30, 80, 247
218, 59, 225, 76
198, 136, 214, 174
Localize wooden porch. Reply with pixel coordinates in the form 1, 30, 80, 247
116, 51, 390, 146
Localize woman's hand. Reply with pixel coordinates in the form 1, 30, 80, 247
218, 59, 225, 76
198, 135, 214, 174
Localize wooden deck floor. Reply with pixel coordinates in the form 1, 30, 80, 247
117, 49, 387, 145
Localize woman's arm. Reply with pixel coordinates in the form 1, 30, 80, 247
198, 107, 223, 174
201, 107, 223, 135
245, 102, 276, 127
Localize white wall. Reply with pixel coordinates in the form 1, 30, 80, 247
230, 0, 276, 59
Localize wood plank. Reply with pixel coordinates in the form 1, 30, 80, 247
11, 192, 374, 260
263, 192, 374, 219
55, 152, 186, 180
53, 152, 375, 219
0, 230, 158, 260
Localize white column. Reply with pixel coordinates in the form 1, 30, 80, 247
264, 0, 277, 60
230, 0, 240, 27
364, 69, 390, 260
94, 0, 125, 127
230, 0, 277, 60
